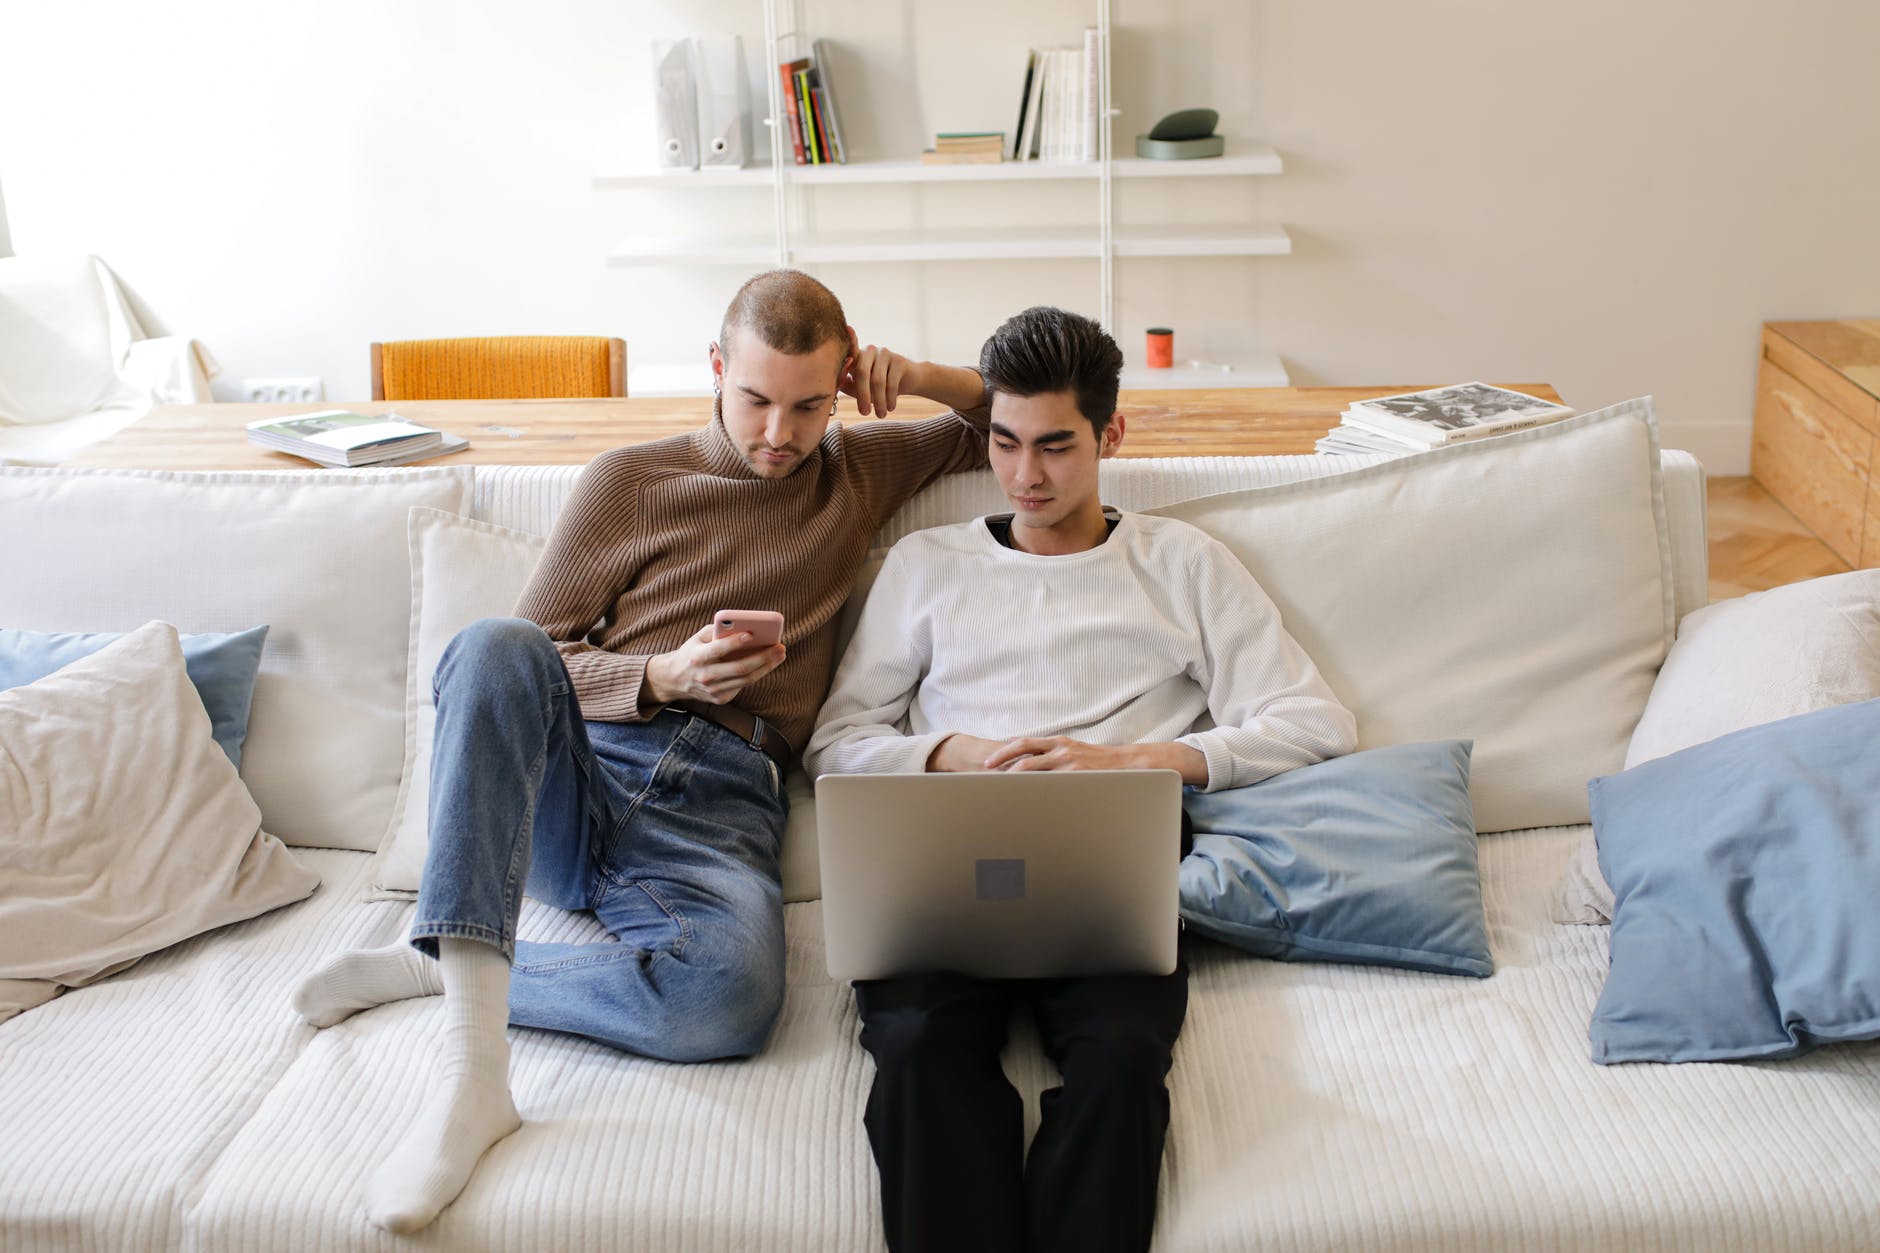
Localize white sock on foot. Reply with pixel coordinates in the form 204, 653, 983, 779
291, 940, 444, 1028
363, 938, 521, 1234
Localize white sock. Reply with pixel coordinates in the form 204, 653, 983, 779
363, 938, 521, 1234
291, 940, 444, 1028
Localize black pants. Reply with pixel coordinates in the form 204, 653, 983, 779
853, 957, 1190, 1253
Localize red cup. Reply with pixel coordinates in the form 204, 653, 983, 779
1146, 327, 1174, 369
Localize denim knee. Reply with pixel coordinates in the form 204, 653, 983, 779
660, 949, 785, 1062
567, 946, 782, 1063
435, 617, 561, 702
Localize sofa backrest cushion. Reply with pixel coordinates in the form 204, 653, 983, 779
370, 507, 548, 897
0, 466, 472, 850
1150, 398, 1671, 832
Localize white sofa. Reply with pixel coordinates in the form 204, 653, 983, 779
4, 401, 1878, 1252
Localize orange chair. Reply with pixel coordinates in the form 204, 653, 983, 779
370, 336, 626, 401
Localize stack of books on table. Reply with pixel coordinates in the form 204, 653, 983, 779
245, 411, 469, 468
920, 132, 1005, 165
1316, 383, 1576, 456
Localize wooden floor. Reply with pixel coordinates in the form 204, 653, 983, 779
1706, 476, 1851, 602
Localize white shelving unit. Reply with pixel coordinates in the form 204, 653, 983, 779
593, 142, 1283, 188
607, 224, 1290, 266
604, 1, 1289, 391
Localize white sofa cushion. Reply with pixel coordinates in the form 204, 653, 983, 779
0, 465, 472, 849
1149, 398, 1672, 833
373, 507, 546, 896
1557, 567, 1880, 923
0, 255, 125, 426
0, 622, 318, 1022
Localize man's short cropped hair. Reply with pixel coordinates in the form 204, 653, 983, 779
720, 269, 849, 363
977, 306, 1123, 436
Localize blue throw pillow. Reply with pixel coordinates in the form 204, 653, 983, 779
1589, 697, 1880, 1064
0, 625, 269, 768
1179, 740, 1491, 977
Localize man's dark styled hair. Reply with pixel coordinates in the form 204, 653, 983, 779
977, 306, 1123, 436
720, 269, 849, 362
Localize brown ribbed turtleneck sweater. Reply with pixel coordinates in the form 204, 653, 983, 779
513, 407, 990, 758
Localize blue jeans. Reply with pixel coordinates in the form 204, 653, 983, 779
410, 617, 787, 1061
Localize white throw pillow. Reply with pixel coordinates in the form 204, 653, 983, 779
0, 255, 125, 425
373, 508, 547, 895
0, 466, 472, 849
1556, 567, 1880, 923
0, 622, 319, 1022
374, 506, 828, 904
1149, 398, 1673, 834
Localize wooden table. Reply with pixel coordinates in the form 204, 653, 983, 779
67, 385, 1564, 470
1752, 320, 1880, 569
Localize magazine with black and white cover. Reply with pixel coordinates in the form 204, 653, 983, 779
1340, 383, 1574, 447
245, 410, 463, 467
1315, 428, 1416, 457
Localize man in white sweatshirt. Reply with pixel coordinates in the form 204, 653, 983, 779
804, 306, 1357, 1253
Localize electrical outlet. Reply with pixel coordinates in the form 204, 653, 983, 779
242, 377, 326, 403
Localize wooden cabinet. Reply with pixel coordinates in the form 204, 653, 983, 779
1751, 320, 1880, 568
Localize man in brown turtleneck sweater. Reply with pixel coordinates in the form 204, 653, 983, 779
290, 270, 991, 1233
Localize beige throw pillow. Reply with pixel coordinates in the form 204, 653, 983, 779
373, 508, 548, 896
0, 622, 319, 1021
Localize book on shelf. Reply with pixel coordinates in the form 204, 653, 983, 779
778, 57, 810, 164
809, 38, 848, 163
1327, 383, 1575, 452
1013, 50, 1047, 160
923, 131, 1004, 164
794, 68, 822, 163
244, 411, 468, 468
934, 131, 1003, 151
1008, 40, 1097, 163
778, 43, 848, 165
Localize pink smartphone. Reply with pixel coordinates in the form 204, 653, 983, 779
712, 609, 784, 650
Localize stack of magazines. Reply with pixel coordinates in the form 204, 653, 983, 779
245, 411, 468, 467
1316, 383, 1575, 456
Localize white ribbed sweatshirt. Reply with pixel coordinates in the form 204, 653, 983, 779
805, 511, 1358, 791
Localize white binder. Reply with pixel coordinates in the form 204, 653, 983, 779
693, 35, 750, 169
652, 39, 699, 169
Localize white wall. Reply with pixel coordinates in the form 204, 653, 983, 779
4, 0, 1877, 471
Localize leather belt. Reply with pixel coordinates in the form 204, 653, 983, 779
672, 699, 793, 767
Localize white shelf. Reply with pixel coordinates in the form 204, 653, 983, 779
1114, 225, 1291, 258
609, 224, 1290, 266
592, 143, 1281, 190
1121, 352, 1288, 390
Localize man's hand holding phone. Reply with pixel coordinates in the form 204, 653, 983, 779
643, 610, 786, 706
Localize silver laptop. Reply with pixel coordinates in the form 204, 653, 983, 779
816, 770, 1182, 981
